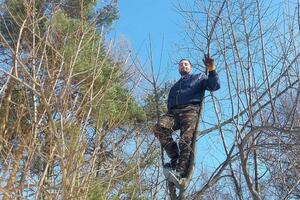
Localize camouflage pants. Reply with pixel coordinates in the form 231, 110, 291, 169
153, 104, 200, 173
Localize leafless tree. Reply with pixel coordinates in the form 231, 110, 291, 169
0, 1, 153, 199
166, 0, 300, 199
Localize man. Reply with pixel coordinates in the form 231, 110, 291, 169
153, 54, 220, 179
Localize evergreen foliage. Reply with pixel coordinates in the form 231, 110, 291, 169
0, 0, 147, 199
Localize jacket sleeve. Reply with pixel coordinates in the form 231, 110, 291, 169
204, 70, 220, 91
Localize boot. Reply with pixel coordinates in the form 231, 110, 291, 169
163, 142, 179, 170
176, 159, 189, 178
164, 157, 178, 170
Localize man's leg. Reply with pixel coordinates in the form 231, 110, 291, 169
153, 114, 179, 168
177, 106, 200, 177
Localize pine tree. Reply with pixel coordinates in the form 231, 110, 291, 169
0, 1, 145, 199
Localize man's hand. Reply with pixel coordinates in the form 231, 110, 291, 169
202, 54, 215, 72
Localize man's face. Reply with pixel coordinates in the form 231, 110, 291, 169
178, 60, 192, 76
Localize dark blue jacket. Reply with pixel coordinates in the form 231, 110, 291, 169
167, 70, 220, 110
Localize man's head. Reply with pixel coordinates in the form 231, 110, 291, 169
178, 59, 192, 76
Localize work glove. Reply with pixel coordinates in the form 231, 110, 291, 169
202, 54, 215, 72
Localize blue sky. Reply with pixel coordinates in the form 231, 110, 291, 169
110, 0, 185, 80
113, 0, 180, 46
